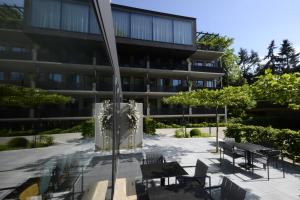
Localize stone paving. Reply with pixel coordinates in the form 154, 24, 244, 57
143, 135, 300, 200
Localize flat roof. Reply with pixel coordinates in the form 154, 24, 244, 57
111, 3, 196, 21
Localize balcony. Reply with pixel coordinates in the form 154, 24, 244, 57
37, 81, 93, 91
150, 63, 188, 71
0, 48, 32, 60
122, 84, 146, 92
191, 65, 224, 73
192, 107, 225, 114
150, 86, 188, 93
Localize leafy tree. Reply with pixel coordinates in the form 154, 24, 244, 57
0, 4, 23, 29
0, 84, 70, 108
164, 86, 256, 151
238, 48, 260, 83
251, 69, 300, 110
262, 40, 278, 73
197, 35, 241, 86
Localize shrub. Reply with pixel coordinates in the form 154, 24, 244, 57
190, 128, 202, 137
40, 128, 62, 135
39, 135, 54, 146
175, 129, 185, 138
61, 124, 82, 133
144, 117, 156, 135
7, 137, 29, 148
224, 124, 300, 163
81, 120, 95, 138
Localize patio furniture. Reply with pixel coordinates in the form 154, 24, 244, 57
253, 149, 285, 180
142, 152, 166, 165
207, 177, 246, 200
148, 183, 211, 200
176, 159, 211, 189
219, 141, 245, 172
140, 161, 188, 189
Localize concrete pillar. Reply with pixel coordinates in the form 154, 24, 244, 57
32, 44, 38, 61
186, 58, 192, 71
224, 105, 228, 123
220, 76, 223, 88
214, 79, 217, 88
146, 55, 150, 69
130, 76, 134, 91
93, 70, 97, 91
93, 56, 97, 65
146, 96, 150, 116
145, 74, 150, 92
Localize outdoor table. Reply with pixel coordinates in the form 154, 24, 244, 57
148, 183, 211, 200
140, 161, 188, 188
234, 142, 272, 170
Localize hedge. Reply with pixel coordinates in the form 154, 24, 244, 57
81, 120, 95, 138
144, 117, 156, 135
224, 124, 300, 163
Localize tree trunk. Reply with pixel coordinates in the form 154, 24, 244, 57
215, 107, 219, 153
182, 106, 186, 138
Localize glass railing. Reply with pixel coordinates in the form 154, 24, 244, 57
150, 86, 188, 92
36, 81, 93, 91
122, 85, 146, 92
191, 65, 224, 73
150, 63, 188, 71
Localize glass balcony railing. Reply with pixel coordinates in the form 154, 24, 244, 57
122, 84, 146, 92
150, 86, 188, 92
37, 81, 93, 91
150, 63, 188, 71
191, 65, 224, 73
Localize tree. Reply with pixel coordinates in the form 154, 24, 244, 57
262, 40, 278, 73
164, 86, 256, 152
278, 39, 299, 73
251, 69, 300, 110
197, 35, 241, 86
0, 84, 71, 108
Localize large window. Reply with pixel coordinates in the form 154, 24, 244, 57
10, 72, 24, 81
62, 1, 89, 33
0, 72, 4, 80
30, 0, 61, 29
153, 17, 173, 43
131, 14, 152, 40
174, 20, 192, 45
112, 10, 130, 37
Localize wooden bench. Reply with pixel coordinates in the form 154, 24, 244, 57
113, 178, 137, 200
82, 180, 108, 200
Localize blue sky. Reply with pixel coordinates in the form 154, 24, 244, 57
112, 0, 300, 58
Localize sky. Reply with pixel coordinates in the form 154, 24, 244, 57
112, 0, 300, 58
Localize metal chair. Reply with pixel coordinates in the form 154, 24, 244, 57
176, 159, 211, 189
208, 176, 247, 200
219, 141, 245, 172
253, 149, 285, 180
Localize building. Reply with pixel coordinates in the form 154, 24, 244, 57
0, 0, 225, 125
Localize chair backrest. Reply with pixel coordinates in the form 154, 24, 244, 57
224, 137, 236, 144
194, 159, 208, 186
143, 152, 165, 165
221, 177, 246, 200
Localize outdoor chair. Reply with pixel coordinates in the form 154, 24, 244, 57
252, 149, 285, 180
176, 159, 211, 188
219, 141, 245, 172
207, 176, 247, 200
142, 152, 167, 186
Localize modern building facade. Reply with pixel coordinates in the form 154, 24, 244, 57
0, 0, 226, 123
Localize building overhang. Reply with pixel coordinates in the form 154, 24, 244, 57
190, 49, 224, 61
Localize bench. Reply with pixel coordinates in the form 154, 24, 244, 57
113, 178, 137, 200
82, 180, 108, 200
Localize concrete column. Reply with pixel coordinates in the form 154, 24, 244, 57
189, 107, 192, 115
32, 44, 38, 61
186, 58, 192, 71
146, 96, 150, 116
93, 70, 97, 91
130, 76, 134, 91
92, 56, 97, 65
220, 76, 223, 88
214, 79, 217, 88
29, 71, 36, 118
146, 56, 150, 69
224, 105, 228, 123
145, 74, 150, 92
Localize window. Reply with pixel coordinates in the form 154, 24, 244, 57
0, 72, 4, 80
49, 73, 62, 83
62, 1, 89, 33
131, 13, 152, 40
207, 80, 215, 88
173, 20, 192, 45
205, 62, 214, 67
30, 0, 61, 29
153, 17, 173, 43
195, 80, 204, 88
112, 10, 130, 37
89, 6, 100, 34
193, 60, 204, 67
11, 72, 24, 80
172, 80, 182, 87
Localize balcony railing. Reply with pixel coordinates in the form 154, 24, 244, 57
150, 86, 188, 92
192, 107, 225, 114
191, 65, 224, 73
119, 62, 147, 68
37, 81, 93, 91
150, 63, 188, 71
0, 50, 32, 60
122, 84, 146, 92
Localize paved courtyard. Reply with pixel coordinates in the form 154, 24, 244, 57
143, 135, 300, 200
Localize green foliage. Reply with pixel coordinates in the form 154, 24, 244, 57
0, 84, 71, 108
144, 117, 156, 135
40, 128, 62, 135
190, 128, 201, 137
7, 137, 29, 148
81, 120, 95, 138
197, 35, 233, 51
175, 129, 188, 138
251, 69, 300, 110
225, 124, 300, 161
155, 122, 181, 129
30, 135, 54, 147
0, 129, 34, 137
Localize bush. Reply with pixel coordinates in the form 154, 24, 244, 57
81, 120, 95, 138
144, 117, 156, 135
224, 124, 300, 162
175, 129, 185, 138
7, 137, 29, 148
190, 129, 202, 137
39, 135, 54, 146
40, 128, 62, 135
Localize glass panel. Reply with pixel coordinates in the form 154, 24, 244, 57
207, 80, 214, 88
11, 72, 24, 80
112, 10, 130, 37
0, 72, 4, 80
131, 13, 152, 40
49, 73, 62, 83
30, 0, 61, 29
62, 1, 89, 33
153, 17, 173, 43
174, 20, 192, 45
89, 5, 101, 34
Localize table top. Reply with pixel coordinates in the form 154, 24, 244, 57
148, 184, 211, 200
234, 142, 272, 153
140, 161, 188, 179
